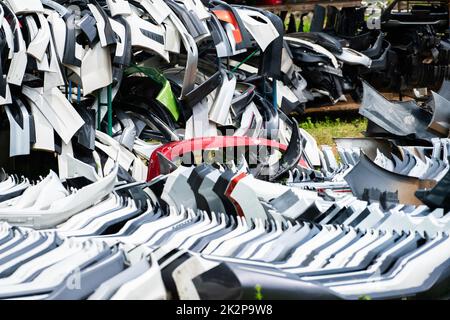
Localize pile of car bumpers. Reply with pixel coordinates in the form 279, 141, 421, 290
283, 2, 450, 99
0, 0, 449, 300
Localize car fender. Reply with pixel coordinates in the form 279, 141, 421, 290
27, 13, 51, 62
115, 110, 137, 152
208, 14, 233, 57
44, 35, 65, 91
109, 17, 126, 61
5, 0, 44, 14
2, 17, 15, 59
125, 12, 169, 62
299, 128, 322, 167
285, 36, 339, 69
5, 101, 30, 157
80, 41, 113, 96
183, 0, 210, 21
3, 4, 27, 86
95, 130, 136, 172
106, 0, 132, 17
234, 102, 263, 138
22, 86, 84, 144
41, 0, 70, 18
163, 18, 181, 54
26, 96, 55, 152
46, 10, 67, 61
165, 14, 199, 99
236, 8, 279, 52
209, 71, 237, 126
136, 0, 170, 24
62, 14, 81, 67
87, 2, 116, 47
165, 0, 209, 42
212, 1, 252, 51
0, 83, 12, 105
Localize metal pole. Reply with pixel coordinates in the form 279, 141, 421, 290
107, 85, 113, 137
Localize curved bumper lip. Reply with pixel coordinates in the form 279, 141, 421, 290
284, 36, 339, 69
41, 0, 70, 18
344, 153, 436, 206
5, 0, 44, 14
428, 91, 450, 136
147, 136, 310, 181
335, 47, 372, 67
359, 81, 435, 140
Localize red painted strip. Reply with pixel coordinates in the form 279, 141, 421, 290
225, 172, 248, 218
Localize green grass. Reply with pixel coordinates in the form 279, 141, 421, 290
284, 14, 311, 32
302, 18, 311, 32
299, 116, 368, 146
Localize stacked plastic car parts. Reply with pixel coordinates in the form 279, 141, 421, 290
0, 0, 313, 181
0, 0, 408, 183
291, 2, 450, 93
0, 168, 449, 299
0, 0, 448, 301
285, 32, 372, 105
0, 126, 450, 299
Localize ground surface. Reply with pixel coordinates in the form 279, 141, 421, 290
299, 113, 367, 146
